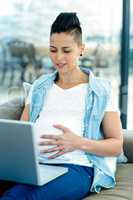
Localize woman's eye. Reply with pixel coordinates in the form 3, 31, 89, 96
50, 49, 71, 53
64, 51, 71, 53
50, 50, 56, 53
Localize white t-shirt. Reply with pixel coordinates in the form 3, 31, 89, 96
27, 83, 119, 167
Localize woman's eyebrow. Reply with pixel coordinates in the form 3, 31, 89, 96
50, 46, 71, 49
63, 47, 71, 49
50, 46, 56, 48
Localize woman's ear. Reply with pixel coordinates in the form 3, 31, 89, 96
80, 43, 85, 56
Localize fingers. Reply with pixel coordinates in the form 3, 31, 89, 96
39, 143, 66, 159
53, 124, 70, 132
39, 139, 61, 146
40, 145, 64, 153
40, 134, 61, 140
48, 150, 65, 159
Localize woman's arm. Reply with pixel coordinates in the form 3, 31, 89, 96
20, 104, 30, 121
39, 112, 123, 158
79, 112, 123, 156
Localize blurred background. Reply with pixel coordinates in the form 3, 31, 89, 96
0, 0, 132, 129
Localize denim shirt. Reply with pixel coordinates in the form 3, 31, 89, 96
29, 68, 117, 193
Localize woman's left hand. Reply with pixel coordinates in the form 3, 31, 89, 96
39, 124, 82, 159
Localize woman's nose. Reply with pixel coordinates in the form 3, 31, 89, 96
56, 52, 64, 61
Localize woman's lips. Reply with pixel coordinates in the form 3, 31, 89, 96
56, 63, 66, 68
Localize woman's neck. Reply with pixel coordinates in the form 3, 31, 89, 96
55, 67, 89, 88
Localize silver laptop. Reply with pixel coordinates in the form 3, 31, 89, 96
0, 119, 68, 186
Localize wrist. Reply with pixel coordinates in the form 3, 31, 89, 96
77, 137, 92, 152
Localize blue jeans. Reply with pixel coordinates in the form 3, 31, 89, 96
0, 164, 94, 200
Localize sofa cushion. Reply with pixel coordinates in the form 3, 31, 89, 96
84, 164, 133, 200
123, 131, 133, 163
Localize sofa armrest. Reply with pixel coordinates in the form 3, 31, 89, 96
123, 130, 133, 163
0, 97, 25, 120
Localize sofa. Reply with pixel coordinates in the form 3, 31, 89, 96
0, 96, 133, 200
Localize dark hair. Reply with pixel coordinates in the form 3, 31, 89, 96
50, 12, 82, 45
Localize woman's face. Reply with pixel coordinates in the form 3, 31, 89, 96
49, 32, 84, 74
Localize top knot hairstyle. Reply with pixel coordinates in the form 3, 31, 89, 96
50, 12, 82, 45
